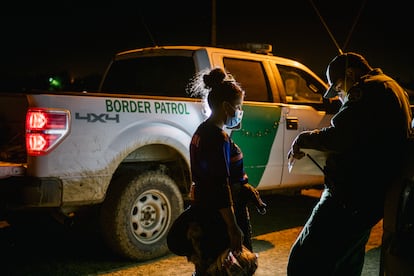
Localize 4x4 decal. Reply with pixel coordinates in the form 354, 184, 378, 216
75, 112, 120, 123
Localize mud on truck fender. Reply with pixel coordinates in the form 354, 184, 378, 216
100, 167, 184, 260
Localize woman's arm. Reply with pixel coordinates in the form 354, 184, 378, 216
219, 206, 243, 253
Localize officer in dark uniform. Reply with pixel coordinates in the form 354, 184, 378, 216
286, 52, 412, 276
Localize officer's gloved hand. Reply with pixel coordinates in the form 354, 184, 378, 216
287, 130, 315, 161
240, 183, 267, 215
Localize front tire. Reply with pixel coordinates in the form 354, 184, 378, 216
100, 170, 184, 260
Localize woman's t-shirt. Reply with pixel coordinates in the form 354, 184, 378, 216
190, 120, 232, 210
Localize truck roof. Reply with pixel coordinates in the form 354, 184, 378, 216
114, 45, 325, 85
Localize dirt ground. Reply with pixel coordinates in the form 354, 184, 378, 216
0, 188, 382, 275
99, 223, 382, 276
99, 189, 383, 276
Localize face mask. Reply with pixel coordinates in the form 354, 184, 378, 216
225, 109, 244, 128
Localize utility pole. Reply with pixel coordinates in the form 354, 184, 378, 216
211, 0, 216, 46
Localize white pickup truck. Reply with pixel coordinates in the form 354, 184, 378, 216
0, 44, 339, 260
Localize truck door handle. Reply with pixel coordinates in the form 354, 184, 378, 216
286, 117, 298, 130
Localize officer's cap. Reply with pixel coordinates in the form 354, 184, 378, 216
324, 52, 372, 99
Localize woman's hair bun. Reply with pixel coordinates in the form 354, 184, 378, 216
203, 68, 226, 89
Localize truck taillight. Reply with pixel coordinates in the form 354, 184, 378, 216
26, 108, 70, 156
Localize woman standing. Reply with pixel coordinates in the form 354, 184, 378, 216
188, 67, 245, 275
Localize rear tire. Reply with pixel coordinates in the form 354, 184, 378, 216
100, 170, 184, 260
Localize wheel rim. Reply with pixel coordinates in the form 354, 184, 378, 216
130, 189, 171, 244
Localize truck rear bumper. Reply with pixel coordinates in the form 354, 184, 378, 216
0, 176, 62, 210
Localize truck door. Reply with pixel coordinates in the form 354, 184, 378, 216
221, 57, 285, 189
275, 64, 339, 188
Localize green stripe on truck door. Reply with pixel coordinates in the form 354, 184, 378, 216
230, 104, 282, 187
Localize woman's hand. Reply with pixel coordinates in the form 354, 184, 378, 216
227, 224, 243, 254
219, 207, 243, 253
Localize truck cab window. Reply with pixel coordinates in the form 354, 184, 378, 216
223, 58, 272, 102
101, 56, 195, 97
278, 65, 323, 104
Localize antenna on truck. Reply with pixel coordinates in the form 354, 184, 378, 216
140, 14, 158, 47
308, 0, 343, 55
342, 0, 367, 51
308, 0, 367, 54
211, 0, 217, 46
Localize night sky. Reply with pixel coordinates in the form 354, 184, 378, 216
1, 0, 412, 91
